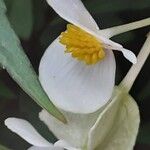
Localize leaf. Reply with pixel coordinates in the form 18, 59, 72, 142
7, 0, 33, 39
88, 87, 140, 150
2, 0, 13, 11
0, 144, 10, 150
0, 80, 15, 99
0, 0, 66, 123
0, 0, 5, 11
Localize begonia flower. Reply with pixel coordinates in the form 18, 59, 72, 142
39, 0, 137, 113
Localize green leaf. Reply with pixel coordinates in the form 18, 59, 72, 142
7, 0, 33, 39
0, 144, 10, 150
0, 0, 66, 123
88, 87, 140, 150
0, 0, 5, 11
3, 0, 13, 11
0, 80, 15, 99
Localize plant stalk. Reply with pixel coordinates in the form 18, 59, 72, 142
100, 18, 150, 38
120, 32, 150, 92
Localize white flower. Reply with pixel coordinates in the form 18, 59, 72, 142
39, 0, 137, 114
4, 87, 140, 150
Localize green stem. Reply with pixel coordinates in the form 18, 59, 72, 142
100, 18, 150, 38
120, 32, 150, 92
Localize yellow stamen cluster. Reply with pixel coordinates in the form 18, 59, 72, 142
59, 24, 105, 65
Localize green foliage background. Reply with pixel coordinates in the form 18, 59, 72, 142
0, 0, 150, 149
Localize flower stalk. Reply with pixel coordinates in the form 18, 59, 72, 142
120, 32, 150, 92
100, 18, 150, 38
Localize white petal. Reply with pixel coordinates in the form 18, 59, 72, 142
55, 140, 81, 150
28, 146, 63, 150
46, 0, 135, 66
109, 47, 137, 64
39, 38, 116, 113
97, 33, 137, 64
46, 0, 125, 54
121, 48, 137, 64
39, 108, 104, 148
95, 36, 137, 64
87, 87, 140, 150
46, 0, 99, 31
5, 118, 52, 147
28, 147, 50, 150
45, 0, 125, 51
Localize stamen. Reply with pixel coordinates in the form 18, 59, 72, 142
59, 24, 105, 65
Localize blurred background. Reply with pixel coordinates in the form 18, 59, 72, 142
0, 0, 150, 149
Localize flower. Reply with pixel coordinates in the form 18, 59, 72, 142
5, 87, 140, 150
5, 32, 150, 150
39, 0, 137, 114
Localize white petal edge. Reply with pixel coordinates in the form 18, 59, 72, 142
46, 0, 99, 31
111, 47, 137, 64
54, 140, 81, 150
5, 118, 52, 147
39, 37, 116, 113
121, 48, 137, 64
28, 146, 63, 150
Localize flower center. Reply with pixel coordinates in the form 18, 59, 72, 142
59, 24, 105, 65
